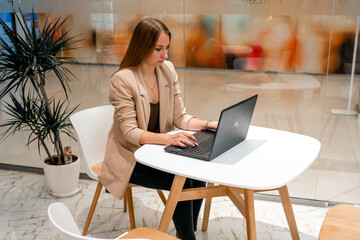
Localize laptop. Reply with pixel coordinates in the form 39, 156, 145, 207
164, 94, 258, 161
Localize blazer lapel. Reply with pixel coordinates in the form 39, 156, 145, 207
134, 67, 150, 128
156, 66, 170, 133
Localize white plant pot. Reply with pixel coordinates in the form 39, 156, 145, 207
43, 155, 81, 197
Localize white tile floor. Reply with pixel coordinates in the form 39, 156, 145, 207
0, 169, 329, 240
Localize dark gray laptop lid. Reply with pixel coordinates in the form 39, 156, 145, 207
209, 94, 258, 160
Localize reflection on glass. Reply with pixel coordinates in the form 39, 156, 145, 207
32, 14, 185, 66
0, 13, 15, 46
8, 11, 353, 75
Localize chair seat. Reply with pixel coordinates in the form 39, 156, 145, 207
319, 204, 360, 240
91, 161, 103, 176
119, 227, 179, 239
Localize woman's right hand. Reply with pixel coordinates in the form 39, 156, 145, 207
167, 131, 198, 148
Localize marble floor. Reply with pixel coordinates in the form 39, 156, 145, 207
0, 169, 329, 240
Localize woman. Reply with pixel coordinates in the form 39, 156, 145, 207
98, 18, 217, 240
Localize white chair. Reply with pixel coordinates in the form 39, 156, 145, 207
48, 202, 179, 240
70, 105, 166, 235
48, 202, 119, 240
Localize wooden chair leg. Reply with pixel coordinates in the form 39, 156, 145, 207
202, 182, 214, 232
126, 186, 136, 230
123, 191, 128, 212
82, 181, 103, 236
156, 189, 167, 205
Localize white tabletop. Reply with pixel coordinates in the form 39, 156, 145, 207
134, 126, 321, 190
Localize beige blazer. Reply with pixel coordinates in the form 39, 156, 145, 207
98, 61, 193, 199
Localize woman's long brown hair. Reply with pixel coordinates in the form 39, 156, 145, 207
119, 18, 171, 71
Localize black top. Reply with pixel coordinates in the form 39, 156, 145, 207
148, 102, 160, 133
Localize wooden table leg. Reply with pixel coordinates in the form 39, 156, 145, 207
202, 182, 214, 231
228, 187, 246, 217
244, 189, 256, 240
158, 175, 186, 232
278, 185, 300, 240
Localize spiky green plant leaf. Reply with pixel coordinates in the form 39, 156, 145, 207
0, 8, 80, 99
0, 90, 79, 164
0, 8, 81, 164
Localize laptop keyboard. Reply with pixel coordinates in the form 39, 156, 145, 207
181, 131, 215, 155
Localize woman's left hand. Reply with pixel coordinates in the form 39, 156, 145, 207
208, 121, 218, 130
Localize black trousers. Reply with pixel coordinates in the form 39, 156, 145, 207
130, 162, 206, 240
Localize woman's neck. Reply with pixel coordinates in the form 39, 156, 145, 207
140, 63, 159, 103
140, 64, 156, 79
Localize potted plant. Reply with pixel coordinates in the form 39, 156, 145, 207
0, 9, 81, 197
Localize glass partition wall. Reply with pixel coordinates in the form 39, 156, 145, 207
0, 0, 359, 205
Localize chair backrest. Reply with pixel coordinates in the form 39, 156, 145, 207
70, 105, 114, 180
48, 202, 123, 240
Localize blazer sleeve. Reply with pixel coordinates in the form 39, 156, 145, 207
109, 71, 144, 146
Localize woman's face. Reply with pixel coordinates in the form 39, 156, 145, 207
144, 32, 170, 67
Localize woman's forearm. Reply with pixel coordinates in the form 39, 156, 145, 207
187, 118, 217, 131
139, 118, 217, 146
139, 131, 169, 145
